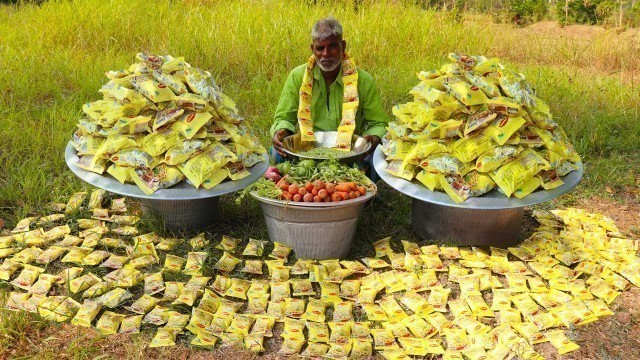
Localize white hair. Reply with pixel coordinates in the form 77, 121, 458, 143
311, 17, 343, 41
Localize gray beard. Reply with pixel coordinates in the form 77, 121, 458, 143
316, 59, 340, 72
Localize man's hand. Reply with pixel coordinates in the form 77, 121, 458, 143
362, 135, 381, 159
272, 129, 292, 157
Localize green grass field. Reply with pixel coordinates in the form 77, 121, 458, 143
0, 0, 639, 358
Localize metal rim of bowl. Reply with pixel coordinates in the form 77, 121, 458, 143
372, 146, 583, 210
250, 184, 376, 208
281, 131, 371, 161
65, 141, 269, 201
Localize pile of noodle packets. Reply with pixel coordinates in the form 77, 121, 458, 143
381, 53, 582, 203
70, 53, 267, 195
2, 189, 640, 358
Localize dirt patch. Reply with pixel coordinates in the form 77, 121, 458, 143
575, 195, 640, 236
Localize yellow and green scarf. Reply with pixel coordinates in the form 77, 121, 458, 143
298, 52, 359, 150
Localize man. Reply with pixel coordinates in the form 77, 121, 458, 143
270, 17, 388, 172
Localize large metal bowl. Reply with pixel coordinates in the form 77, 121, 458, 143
251, 187, 375, 259
281, 131, 371, 164
373, 146, 583, 247
65, 141, 268, 232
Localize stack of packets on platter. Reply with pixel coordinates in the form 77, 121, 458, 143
381, 53, 582, 203
2, 190, 640, 359
70, 53, 266, 195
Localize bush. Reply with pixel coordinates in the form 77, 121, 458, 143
494, 0, 549, 26
555, 0, 610, 25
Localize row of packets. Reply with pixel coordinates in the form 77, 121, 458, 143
2, 191, 639, 358
71, 53, 267, 194
381, 53, 582, 203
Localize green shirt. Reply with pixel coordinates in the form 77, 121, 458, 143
270, 64, 389, 139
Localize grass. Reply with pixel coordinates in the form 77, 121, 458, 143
0, 0, 639, 358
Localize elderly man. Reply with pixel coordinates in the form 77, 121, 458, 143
270, 17, 388, 175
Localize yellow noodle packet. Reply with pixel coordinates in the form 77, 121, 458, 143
281, 317, 305, 338
266, 280, 287, 302
214, 235, 239, 252
546, 330, 580, 354
95, 311, 126, 335
11, 264, 44, 291
149, 328, 179, 348
404, 314, 438, 338
214, 251, 241, 272
332, 301, 354, 323
163, 254, 186, 272
428, 286, 451, 312
207, 315, 232, 335
65, 191, 87, 214
98, 287, 132, 308
269, 241, 292, 261
183, 251, 207, 275
188, 233, 209, 250
266, 301, 285, 322
155, 237, 181, 251
339, 280, 361, 300
371, 328, 398, 350
379, 295, 408, 321
301, 299, 327, 323
249, 315, 275, 337
143, 305, 171, 325
173, 289, 201, 307
215, 299, 244, 319
417, 269, 440, 290
448, 298, 474, 319
224, 278, 250, 300
126, 294, 159, 315
301, 342, 330, 357
246, 293, 269, 315
5, 292, 30, 312
340, 260, 370, 274
466, 293, 495, 318
277, 334, 305, 356
29, 273, 58, 295
191, 330, 218, 348
225, 313, 255, 335
379, 270, 407, 293
373, 237, 393, 258
351, 321, 371, 339
69, 272, 102, 294
71, 300, 102, 328
400, 291, 434, 317
361, 257, 389, 269
185, 307, 215, 336
306, 321, 330, 343
242, 238, 267, 257
362, 303, 388, 321
35, 246, 66, 265
319, 281, 341, 304
0, 260, 21, 281
290, 278, 315, 297
266, 261, 290, 282
55, 267, 83, 285
284, 297, 306, 319
398, 337, 429, 356
160, 281, 182, 301
117, 315, 142, 334
99, 254, 128, 269
244, 333, 265, 353
82, 250, 111, 266
328, 321, 352, 344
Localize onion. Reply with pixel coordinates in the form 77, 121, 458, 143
265, 172, 282, 183
265, 166, 280, 176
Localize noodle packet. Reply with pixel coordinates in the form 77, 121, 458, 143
400, 291, 434, 317
362, 303, 389, 321
143, 305, 171, 325
251, 315, 276, 337
189, 233, 209, 250
97, 287, 132, 308
333, 301, 354, 324
340, 260, 370, 274
211, 274, 231, 295
339, 280, 361, 300
325, 341, 353, 359
361, 257, 390, 269
13, 246, 44, 264
165, 311, 191, 330
35, 246, 67, 265
69, 272, 102, 294
290, 278, 315, 297
379, 295, 407, 321
305, 321, 330, 344
183, 251, 207, 275
242, 238, 267, 257
5, 292, 30, 311
71, 300, 102, 328
216, 235, 240, 252
214, 252, 241, 272
266, 260, 290, 282
246, 280, 269, 297
173, 289, 201, 307
224, 278, 250, 300
373, 237, 393, 258
247, 293, 269, 315
428, 286, 451, 312
99, 237, 127, 250
95, 311, 126, 335
119, 315, 143, 334
82, 250, 111, 266
284, 297, 306, 319
301, 342, 330, 357
65, 191, 87, 214
126, 294, 159, 314
266, 300, 286, 322
191, 330, 218, 348
0, 260, 21, 281
155, 237, 182, 251
291, 259, 314, 275
11, 264, 45, 291
301, 299, 327, 323
214, 299, 244, 319
244, 333, 265, 353
219, 331, 244, 349
371, 328, 398, 350
319, 282, 341, 304
545, 330, 580, 354
270, 281, 290, 302
328, 321, 352, 344
281, 317, 306, 337
100, 254, 129, 269
149, 328, 179, 348
29, 274, 58, 295
277, 334, 305, 356
404, 314, 437, 338
55, 267, 83, 285
163, 254, 186, 272
269, 241, 292, 261
162, 281, 184, 301
207, 315, 232, 335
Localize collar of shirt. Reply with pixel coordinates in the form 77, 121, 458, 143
312, 65, 344, 87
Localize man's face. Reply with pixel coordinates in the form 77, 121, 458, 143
311, 34, 345, 72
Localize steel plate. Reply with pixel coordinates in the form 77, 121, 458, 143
282, 131, 371, 163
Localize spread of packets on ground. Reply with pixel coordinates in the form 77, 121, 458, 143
2, 191, 640, 359
70, 53, 267, 195
380, 53, 582, 203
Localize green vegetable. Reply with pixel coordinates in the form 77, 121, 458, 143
236, 178, 282, 203
276, 162, 291, 175
298, 159, 316, 169
299, 147, 356, 158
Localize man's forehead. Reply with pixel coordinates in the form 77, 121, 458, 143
312, 34, 342, 46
